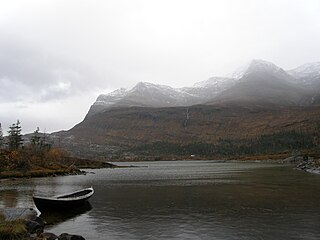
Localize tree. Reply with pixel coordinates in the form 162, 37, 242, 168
30, 127, 52, 152
7, 120, 23, 150
0, 123, 3, 148
31, 127, 41, 149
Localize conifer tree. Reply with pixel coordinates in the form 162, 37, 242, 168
7, 120, 23, 150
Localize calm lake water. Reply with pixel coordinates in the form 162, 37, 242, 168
1, 161, 320, 240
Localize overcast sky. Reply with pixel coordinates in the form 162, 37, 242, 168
1, 0, 320, 134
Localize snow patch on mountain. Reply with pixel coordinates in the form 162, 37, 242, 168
288, 62, 320, 79
94, 88, 128, 106
130, 82, 178, 95
231, 59, 289, 80
193, 77, 235, 88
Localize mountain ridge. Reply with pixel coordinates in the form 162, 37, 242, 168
86, 59, 320, 118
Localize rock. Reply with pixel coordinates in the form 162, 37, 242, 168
59, 233, 86, 240
34, 216, 46, 228
295, 158, 320, 175
26, 220, 44, 235
41, 232, 59, 240
29, 233, 38, 240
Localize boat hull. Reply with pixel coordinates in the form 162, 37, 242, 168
33, 187, 94, 212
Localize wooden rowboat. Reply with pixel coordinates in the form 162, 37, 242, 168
33, 187, 94, 211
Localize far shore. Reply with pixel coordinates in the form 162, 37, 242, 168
2, 150, 320, 180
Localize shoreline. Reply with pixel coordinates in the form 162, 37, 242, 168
1, 157, 319, 180
0, 156, 118, 180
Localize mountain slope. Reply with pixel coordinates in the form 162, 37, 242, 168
208, 60, 310, 106
87, 59, 320, 118
288, 62, 320, 82
86, 78, 239, 117
87, 82, 202, 117
54, 104, 320, 158
287, 62, 320, 105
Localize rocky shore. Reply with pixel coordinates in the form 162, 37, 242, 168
0, 208, 86, 240
285, 155, 320, 174
296, 158, 320, 174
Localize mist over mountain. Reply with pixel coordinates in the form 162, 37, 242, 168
87, 59, 320, 118
288, 62, 320, 82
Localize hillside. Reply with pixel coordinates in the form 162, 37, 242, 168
53, 103, 320, 159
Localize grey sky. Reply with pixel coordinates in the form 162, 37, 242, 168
0, 0, 320, 133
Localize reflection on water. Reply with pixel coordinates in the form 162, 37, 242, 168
1, 161, 320, 240
0, 189, 18, 208
39, 202, 92, 225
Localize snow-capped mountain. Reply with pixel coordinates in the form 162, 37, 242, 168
193, 77, 236, 88
287, 62, 320, 87
182, 77, 239, 101
210, 61, 307, 106
94, 88, 127, 107
87, 82, 203, 117
120, 82, 201, 107
232, 59, 292, 81
86, 59, 320, 118
288, 62, 320, 79
87, 77, 243, 117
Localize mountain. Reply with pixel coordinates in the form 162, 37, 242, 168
208, 59, 310, 106
182, 77, 239, 101
53, 59, 320, 159
87, 59, 320, 118
231, 59, 291, 80
86, 78, 239, 117
288, 62, 320, 83
87, 82, 201, 117
287, 62, 320, 105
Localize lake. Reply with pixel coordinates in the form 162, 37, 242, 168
1, 161, 320, 239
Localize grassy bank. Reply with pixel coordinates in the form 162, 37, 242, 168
0, 148, 116, 179
0, 213, 28, 240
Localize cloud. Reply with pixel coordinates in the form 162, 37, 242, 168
0, 36, 100, 102
0, 90, 101, 134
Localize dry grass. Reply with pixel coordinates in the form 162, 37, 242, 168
0, 214, 27, 240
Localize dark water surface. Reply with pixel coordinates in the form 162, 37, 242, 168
1, 161, 320, 239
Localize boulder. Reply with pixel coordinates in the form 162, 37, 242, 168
41, 232, 59, 240
34, 216, 46, 228
59, 233, 86, 240
26, 219, 44, 235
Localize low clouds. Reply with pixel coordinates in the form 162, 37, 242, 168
0, 37, 99, 103
0, 91, 99, 134
0, 36, 104, 133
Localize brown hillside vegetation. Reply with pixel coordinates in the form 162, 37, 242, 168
55, 103, 320, 158
67, 103, 320, 144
